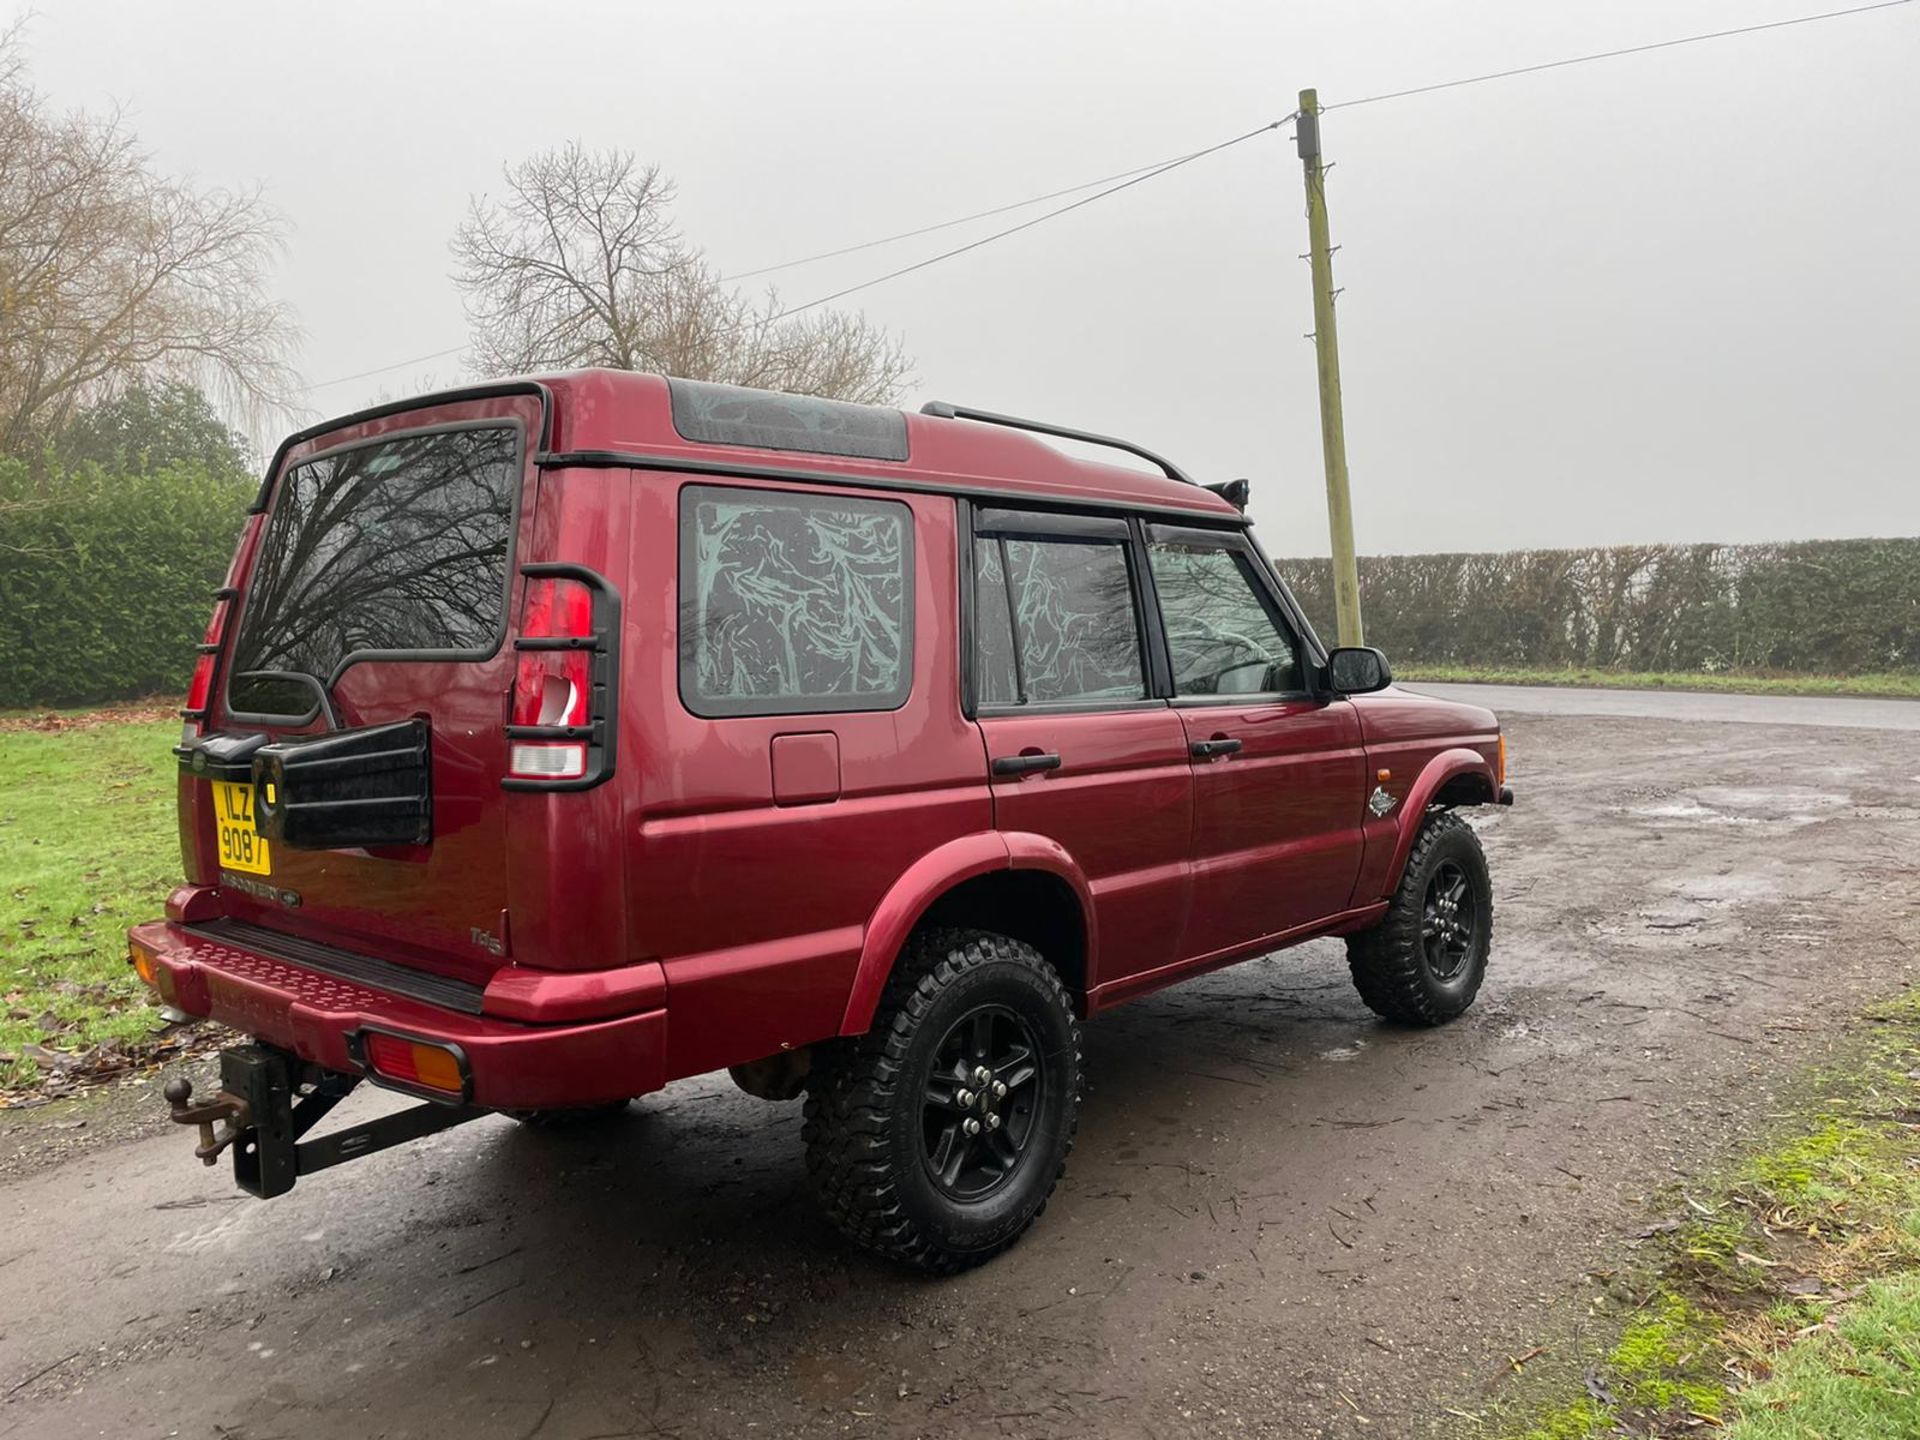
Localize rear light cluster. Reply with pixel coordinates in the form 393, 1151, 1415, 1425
182, 516, 262, 739
359, 1030, 469, 1102
505, 564, 619, 788
510, 578, 593, 778
181, 589, 236, 738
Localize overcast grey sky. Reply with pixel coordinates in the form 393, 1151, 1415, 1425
17, 0, 1919, 554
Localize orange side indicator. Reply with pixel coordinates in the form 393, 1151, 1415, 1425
1376, 768, 1392, 783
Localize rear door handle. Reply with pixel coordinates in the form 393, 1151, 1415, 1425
1190, 737, 1245, 758
991, 752, 1062, 777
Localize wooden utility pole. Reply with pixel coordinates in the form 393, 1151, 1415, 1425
1296, 88, 1364, 647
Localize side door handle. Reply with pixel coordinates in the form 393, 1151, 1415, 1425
991, 752, 1062, 778
1190, 737, 1244, 759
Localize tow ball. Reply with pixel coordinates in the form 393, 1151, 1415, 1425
164, 1077, 253, 1165
162, 1042, 484, 1200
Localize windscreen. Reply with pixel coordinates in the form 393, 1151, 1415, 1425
227, 425, 519, 718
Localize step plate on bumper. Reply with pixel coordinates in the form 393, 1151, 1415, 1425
130, 921, 664, 1109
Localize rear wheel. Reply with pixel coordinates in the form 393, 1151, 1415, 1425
803, 928, 1081, 1272
1346, 810, 1492, 1025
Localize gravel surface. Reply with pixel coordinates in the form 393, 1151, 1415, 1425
3, 704, 1918, 1440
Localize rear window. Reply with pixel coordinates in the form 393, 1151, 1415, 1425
227, 425, 520, 718
678, 485, 913, 717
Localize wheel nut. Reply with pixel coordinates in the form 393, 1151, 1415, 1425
957, 1089, 974, 1108
985, 1113, 1002, 1130
973, 1066, 991, 1085
963, 1118, 981, 1136
992, 1081, 1007, 1099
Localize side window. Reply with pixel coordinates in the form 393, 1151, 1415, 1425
972, 534, 1145, 707
1148, 541, 1302, 696
679, 485, 914, 716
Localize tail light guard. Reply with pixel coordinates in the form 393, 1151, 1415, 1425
505, 561, 620, 790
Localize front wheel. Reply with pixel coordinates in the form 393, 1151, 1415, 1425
1346, 810, 1492, 1025
803, 928, 1082, 1272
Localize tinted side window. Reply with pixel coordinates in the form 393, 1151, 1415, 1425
229, 425, 519, 717
974, 535, 1144, 707
679, 485, 913, 716
1148, 542, 1301, 696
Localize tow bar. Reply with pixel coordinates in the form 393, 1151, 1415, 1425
166, 1043, 482, 1198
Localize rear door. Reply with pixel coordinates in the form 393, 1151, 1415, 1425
206, 398, 542, 978
968, 507, 1192, 985
1142, 524, 1367, 959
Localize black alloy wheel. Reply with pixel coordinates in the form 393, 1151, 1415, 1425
1421, 859, 1478, 981
1346, 810, 1493, 1025
921, 1004, 1044, 1201
804, 928, 1082, 1272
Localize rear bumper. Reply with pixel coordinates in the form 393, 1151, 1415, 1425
129, 920, 665, 1109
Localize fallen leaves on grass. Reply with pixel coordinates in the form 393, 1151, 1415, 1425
0, 1021, 219, 1108
0, 698, 183, 733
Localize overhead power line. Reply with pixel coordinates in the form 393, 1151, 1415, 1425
760, 121, 1289, 325
717, 147, 1216, 283
1327, 0, 1912, 110
303, 124, 1286, 393
303, 0, 1911, 395
305, 343, 470, 391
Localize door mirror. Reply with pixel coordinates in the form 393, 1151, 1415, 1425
1325, 646, 1393, 695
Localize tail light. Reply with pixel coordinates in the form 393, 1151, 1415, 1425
356, 1029, 470, 1103
180, 588, 236, 740
505, 564, 620, 788
182, 516, 261, 741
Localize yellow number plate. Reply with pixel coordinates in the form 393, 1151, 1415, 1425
212, 780, 271, 875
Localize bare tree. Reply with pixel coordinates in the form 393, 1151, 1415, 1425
0, 26, 297, 458
452, 144, 912, 404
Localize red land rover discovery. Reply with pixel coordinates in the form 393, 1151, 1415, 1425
131, 371, 1510, 1271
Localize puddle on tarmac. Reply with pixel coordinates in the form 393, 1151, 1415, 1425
1625, 785, 1849, 830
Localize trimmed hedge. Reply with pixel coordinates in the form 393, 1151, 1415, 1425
1274, 538, 1920, 675
0, 458, 253, 708
5, 461, 1914, 709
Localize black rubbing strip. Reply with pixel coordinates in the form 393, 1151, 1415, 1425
187, 919, 486, 1015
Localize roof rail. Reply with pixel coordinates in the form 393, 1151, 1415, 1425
920, 401, 1198, 488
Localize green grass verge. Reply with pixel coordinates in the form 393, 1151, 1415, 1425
1397, 666, 1920, 700
0, 718, 180, 1090
1730, 1273, 1920, 1439
1486, 995, 1920, 1439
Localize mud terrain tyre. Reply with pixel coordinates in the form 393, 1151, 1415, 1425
804, 928, 1082, 1272
1346, 810, 1492, 1025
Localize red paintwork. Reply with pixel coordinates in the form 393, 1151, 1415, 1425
1176, 697, 1367, 958
481, 958, 667, 1024
139, 370, 1503, 1114
977, 708, 1191, 984
129, 920, 661, 1108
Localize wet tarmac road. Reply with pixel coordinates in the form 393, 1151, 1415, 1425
6, 698, 1920, 1439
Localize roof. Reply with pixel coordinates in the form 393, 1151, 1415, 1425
528, 370, 1244, 522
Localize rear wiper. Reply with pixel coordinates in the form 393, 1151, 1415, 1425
235, 670, 343, 730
